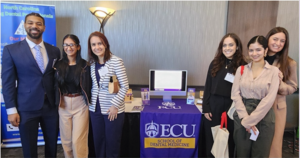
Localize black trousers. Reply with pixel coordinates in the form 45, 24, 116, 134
18, 99, 59, 158
200, 94, 235, 158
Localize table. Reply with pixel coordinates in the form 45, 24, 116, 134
124, 98, 203, 113
89, 98, 203, 158
140, 99, 202, 158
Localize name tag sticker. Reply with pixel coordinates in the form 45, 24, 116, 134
224, 73, 235, 83
98, 66, 109, 76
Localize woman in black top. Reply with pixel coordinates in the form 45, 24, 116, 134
54, 34, 91, 158
201, 33, 246, 158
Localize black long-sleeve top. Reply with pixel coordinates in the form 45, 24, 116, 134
265, 54, 277, 65
202, 59, 234, 113
64, 65, 81, 94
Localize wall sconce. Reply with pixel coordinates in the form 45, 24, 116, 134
89, 7, 115, 34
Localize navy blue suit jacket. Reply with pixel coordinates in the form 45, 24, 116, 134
2, 39, 61, 112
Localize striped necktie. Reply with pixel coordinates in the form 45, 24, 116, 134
34, 45, 45, 73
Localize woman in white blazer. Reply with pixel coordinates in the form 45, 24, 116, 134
88, 31, 129, 158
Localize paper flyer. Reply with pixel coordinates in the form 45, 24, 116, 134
187, 88, 195, 105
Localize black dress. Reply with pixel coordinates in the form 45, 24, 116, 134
199, 59, 235, 158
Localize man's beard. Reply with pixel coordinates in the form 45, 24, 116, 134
26, 28, 43, 39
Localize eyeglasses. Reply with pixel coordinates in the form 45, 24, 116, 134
63, 43, 77, 48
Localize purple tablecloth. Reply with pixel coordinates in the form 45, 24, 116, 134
140, 99, 202, 158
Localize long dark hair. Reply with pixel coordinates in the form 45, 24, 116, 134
56, 34, 85, 90
211, 33, 246, 77
88, 31, 112, 64
266, 27, 292, 81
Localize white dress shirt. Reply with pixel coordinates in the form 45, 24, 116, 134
26, 37, 49, 68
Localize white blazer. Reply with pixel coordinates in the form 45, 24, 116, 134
89, 55, 129, 114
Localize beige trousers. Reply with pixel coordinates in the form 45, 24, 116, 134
59, 95, 89, 158
269, 105, 287, 158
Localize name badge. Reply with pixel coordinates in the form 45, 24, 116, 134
98, 66, 109, 76
224, 73, 235, 83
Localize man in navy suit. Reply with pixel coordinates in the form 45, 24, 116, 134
2, 12, 60, 157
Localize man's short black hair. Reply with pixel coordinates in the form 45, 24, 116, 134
25, 12, 45, 25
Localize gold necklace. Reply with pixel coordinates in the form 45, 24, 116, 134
225, 60, 231, 69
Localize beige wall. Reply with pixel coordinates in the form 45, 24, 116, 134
4, 1, 228, 86
276, 1, 299, 84
3, 1, 298, 86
